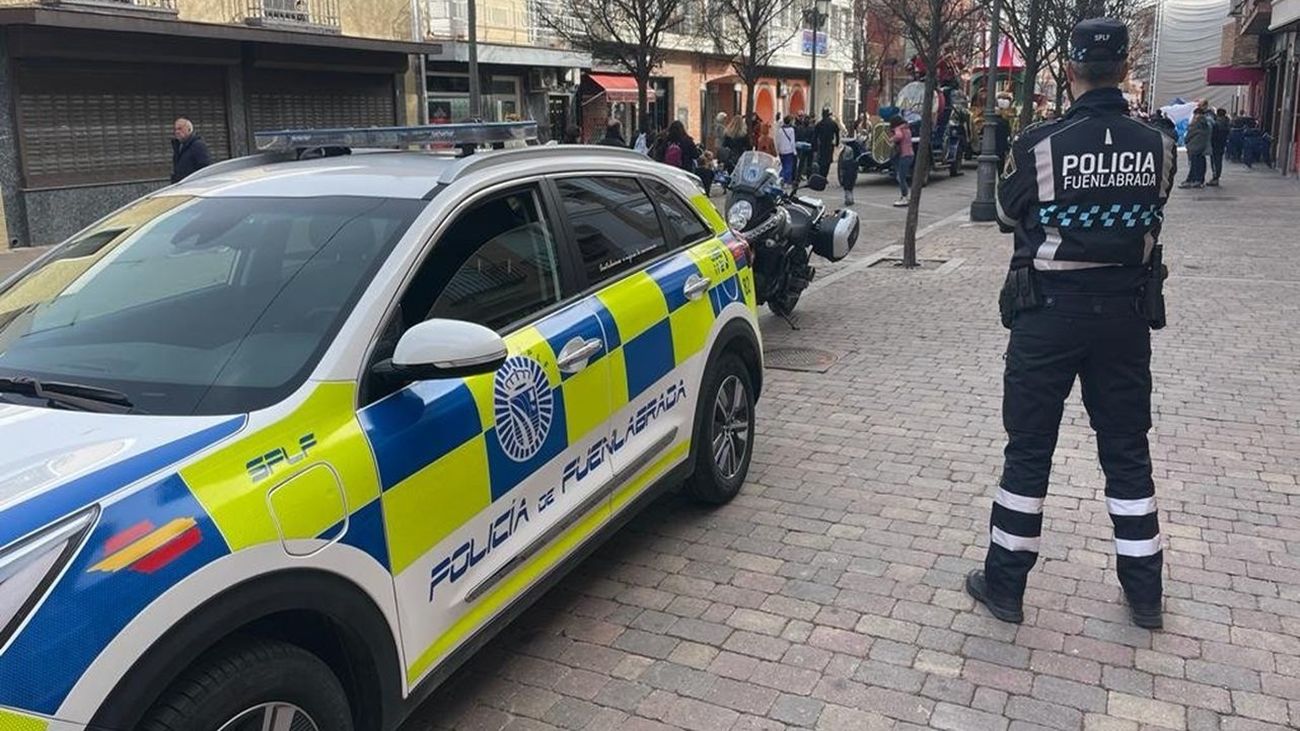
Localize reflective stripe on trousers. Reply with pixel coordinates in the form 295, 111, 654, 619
984, 307, 1163, 608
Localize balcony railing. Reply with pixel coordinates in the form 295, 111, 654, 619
1, 0, 176, 9
425, 0, 585, 50
245, 0, 340, 32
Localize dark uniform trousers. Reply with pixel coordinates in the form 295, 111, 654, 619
987, 296, 1163, 608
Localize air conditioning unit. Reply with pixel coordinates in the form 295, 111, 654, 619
529, 68, 558, 90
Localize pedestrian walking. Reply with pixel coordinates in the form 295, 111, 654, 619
1180, 107, 1211, 188
776, 115, 798, 184
969, 18, 1176, 630
652, 120, 701, 172
837, 140, 859, 206
171, 117, 212, 183
889, 115, 914, 207
813, 109, 840, 178
795, 115, 815, 180
596, 119, 628, 147
720, 115, 751, 172
756, 121, 777, 156
1208, 108, 1230, 186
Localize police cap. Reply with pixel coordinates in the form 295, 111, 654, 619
1070, 18, 1129, 63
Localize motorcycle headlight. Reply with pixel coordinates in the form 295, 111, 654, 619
727, 200, 754, 229
0, 506, 97, 650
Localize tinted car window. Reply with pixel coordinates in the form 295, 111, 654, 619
0, 195, 423, 415
555, 177, 668, 285
426, 189, 562, 331
642, 179, 712, 246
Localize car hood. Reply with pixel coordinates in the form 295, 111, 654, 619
0, 403, 245, 548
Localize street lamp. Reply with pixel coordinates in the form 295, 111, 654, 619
805, 0, 831, 118
970, 0, 1004, 221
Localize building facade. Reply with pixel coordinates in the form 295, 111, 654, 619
1214, 0, 1300, 173
0, 0, 427, 248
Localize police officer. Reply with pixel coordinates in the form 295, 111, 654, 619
965, 18, 1176, 630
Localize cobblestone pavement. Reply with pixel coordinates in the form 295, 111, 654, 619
401, 162, 1300, 731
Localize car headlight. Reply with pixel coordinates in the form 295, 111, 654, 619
727, 200, 754, 229
0, 506, 97, 650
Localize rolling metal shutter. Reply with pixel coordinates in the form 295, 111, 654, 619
248, 69, 396, 132
16, 61, 230, 189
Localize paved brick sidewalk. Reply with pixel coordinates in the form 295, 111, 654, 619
415, 166, 1299, 730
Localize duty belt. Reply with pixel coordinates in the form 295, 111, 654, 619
1041, 292, 1141, 316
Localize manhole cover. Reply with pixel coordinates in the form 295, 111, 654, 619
765, 347, 839, 373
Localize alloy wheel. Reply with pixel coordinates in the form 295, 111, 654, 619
711, 374, 750, 480
218, 702, 320, 731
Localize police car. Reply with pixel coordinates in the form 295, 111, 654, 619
0, 123, 762, 731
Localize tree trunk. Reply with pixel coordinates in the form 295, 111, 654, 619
637, 77, 650, 137
1017, 0, 1045, 131
902, 53, 940, 269
746, 80, 757, 119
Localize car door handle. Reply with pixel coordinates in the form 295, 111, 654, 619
683, 274, 711, 301
557, 338, 603, 373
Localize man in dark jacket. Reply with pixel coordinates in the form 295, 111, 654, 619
1208, 108, 1230, 186
813, 109, 840, 177
1180, 107, 1211, 188
967, 18, 1176, 631
171, 118, 212, 183
596, 120, 627, 147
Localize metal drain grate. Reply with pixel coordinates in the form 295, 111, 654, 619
764, 347, 839, 373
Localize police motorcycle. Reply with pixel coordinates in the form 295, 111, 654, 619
717, 151, 860, 323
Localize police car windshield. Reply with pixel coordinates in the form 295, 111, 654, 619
0, 195, 424, 415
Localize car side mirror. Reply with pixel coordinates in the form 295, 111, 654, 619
374, 319, 508, 381
807, 175, 828, 191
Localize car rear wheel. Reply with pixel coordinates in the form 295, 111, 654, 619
686, 352, 756, 504
138, 638, 353, 731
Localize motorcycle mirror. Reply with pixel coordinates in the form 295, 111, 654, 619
807, 175, 828, 191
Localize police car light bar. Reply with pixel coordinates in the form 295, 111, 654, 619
254, 121, 539, 153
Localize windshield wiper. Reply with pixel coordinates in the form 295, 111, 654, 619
0, 376, 139, 414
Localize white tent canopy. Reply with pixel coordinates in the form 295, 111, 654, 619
1152, 0, 1236, 109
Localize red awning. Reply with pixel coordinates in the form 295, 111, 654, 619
587, 74, 640, 103
1207, 66, 1265, 86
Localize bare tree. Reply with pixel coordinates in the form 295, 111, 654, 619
995, 0, 1054, 131
1042, 0, 1144, 110
870, 0, 984, 267
706, 0, 801, 118
538, 0, 685, 123
851, 1, 904, 113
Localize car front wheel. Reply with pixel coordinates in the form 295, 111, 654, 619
138, 638, 353, 731
686, 352, 756, 504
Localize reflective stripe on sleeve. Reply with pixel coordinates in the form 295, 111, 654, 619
1115, 535, 1163, 557
991, 526, 1041, 553
1107, 496, 1157, 517
1034, 138, 1055, 202
995, 487, 1045, 515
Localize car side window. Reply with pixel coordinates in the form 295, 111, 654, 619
555, 177, 668, 286
408, 188, 563, 334
642, 179, 712, 247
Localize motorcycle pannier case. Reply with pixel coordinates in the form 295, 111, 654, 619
812, 209, 860, 262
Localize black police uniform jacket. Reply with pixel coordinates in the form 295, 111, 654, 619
996, 87, 1176, 293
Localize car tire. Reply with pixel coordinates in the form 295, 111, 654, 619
137, 638, 353, 731
686, 352, 756, 505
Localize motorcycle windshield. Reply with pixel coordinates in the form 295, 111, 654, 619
731, 151, 781, 193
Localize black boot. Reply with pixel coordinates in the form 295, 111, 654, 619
965, 570, 1024, 624
1127, 599, 1163, 629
